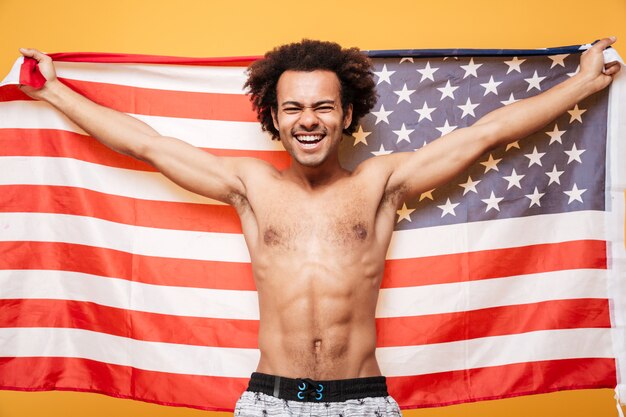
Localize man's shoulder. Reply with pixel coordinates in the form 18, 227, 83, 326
236, 156, 280, 177
353, 152, 412, 179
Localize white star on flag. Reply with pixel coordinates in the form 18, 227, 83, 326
419, 189, 435, 201
393, 123, 414, 143
482, 191, 504, 212
565, 143, 585, 164
374, 64, 395, 85
568, 104, 586, 123
567, 65, 580, 77
545, 124, 566, 145
545, 165, 565, 185
525, 187, 545, 207
460, 58, 482, 78
399, 57, 414, 64
416, 61, 439, 82
352, 125, 371, 146
525, 146, 546, 167
564, 183, 587, 204
503, 169, 525, 189
436, 120, 457, 137
480, 76, 502, 96
396, 203, 415, 223
371, 144, 393, 156
458, 97, 479, 118
437, 80, 459, 100
459, 176, 481, 195
524, 70, 546, 91
371, 104, 393, 125
548, 54, 569, 68
500, 93, 518, 106
414, 102, 436, 122
480, 154, 502, 173
504, 56, 526, 73
437, 198, 460, 217
506, 141, 520, 151
394, 84, 416, 104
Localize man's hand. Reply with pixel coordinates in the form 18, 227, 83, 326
18, 48, 59, 100
578, 37, 621, 94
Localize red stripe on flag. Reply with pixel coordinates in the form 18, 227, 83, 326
0, 299, 258, 348
382, 240, 607, 288
0, 240, 603, 291
0, 356, 616, 411
0, 298, 607, 349
1, 185, 243, 233
0, 129, 290, 170
376, 298, 611, 347
48, 52, 259, 66
0, 356, 246, 411
388, 357, 617, 408
0, 85, 30, 101
0, 241, 256, 290
60, 79, 258, 122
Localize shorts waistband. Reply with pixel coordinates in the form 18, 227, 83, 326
246, 372, 388, 403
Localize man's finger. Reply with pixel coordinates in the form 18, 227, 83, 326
592, 36, 617, 51
605, 62, 622, 76
19, 47, 35, 58
19, 48, 49, 63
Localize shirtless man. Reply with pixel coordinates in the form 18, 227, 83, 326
19, 37, 620, 416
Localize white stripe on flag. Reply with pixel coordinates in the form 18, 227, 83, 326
377, 327, 614, 376
0, 268, 606, 320
54, 61, 250, 94
387, 210, 605, 259
0, 269, 259, 320
0, 101, 282, 151
377, 268, 607, 318
0, 156, 223, 205
0, 211, 604, 262
0, 212, 251, 262
0, 327, 612, 378
0, 327, 258, 377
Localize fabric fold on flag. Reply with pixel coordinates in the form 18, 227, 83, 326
0, 44, 624, 411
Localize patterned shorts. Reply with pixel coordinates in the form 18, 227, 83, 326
234, 373, 402, 417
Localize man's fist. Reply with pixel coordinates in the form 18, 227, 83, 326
18, 48, 59, 99
579, 37, 621, 93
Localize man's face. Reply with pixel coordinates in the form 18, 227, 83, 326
272, 70, 352, 168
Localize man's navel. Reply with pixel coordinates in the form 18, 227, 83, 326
313, 339, 322, 354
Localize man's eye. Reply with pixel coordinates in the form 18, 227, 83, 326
283, 108, 302, 114
315, 106, 334, 113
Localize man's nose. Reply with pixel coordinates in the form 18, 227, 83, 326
298, 108, 320, 129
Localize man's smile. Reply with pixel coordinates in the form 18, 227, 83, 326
293, 131, 326, 149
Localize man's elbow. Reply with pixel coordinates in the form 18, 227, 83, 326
126, 137, 154, 162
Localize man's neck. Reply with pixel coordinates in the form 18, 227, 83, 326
284, 158, 349, 190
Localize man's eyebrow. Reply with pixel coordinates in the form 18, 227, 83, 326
280, 100, 337, 107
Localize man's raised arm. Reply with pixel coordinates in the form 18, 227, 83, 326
18, 48, 249, 205
378, 37, 621, 203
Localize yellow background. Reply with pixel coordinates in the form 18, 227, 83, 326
0, 0, 625, 415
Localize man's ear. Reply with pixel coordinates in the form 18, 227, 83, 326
343, 104, 353, 130
271, 107, 279, 131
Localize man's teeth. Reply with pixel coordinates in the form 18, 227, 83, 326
297, 135, 323, 143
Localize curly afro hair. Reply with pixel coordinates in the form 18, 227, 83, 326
245, 39, 377, 140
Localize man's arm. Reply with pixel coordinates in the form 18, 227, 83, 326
18, 48, 250, 205
377, 37, 621, 203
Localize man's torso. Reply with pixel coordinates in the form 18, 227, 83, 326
230, 158, 402, 379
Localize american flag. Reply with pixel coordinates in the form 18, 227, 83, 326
0, 44, 624, 411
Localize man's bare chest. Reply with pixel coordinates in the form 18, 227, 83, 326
246, 182, 376, 250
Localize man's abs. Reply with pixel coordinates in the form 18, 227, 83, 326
254, 284, 382, 380
251, 245, 385, 380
